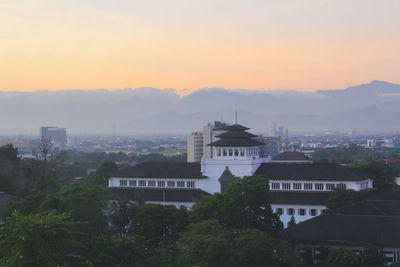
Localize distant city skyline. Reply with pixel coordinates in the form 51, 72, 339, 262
1, 0, 399, 93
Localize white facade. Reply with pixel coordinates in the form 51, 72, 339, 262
269, 179, 373, 192
271, 204, 327, 227
187, 131, 203, 162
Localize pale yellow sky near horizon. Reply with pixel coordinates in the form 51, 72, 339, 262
0, 0, 399, 94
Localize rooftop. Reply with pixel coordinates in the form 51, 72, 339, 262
273, 151, 311, 161
255, 163, 371, 181
208, 124, 264, 147
110, 187, 210, 203
283, 200, 400, 247
109, 161, 207, 179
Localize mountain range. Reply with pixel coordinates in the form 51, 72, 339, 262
1, 80, 400, 135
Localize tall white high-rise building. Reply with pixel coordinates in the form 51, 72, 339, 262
187, 131, 203, 162
268, 122, 277, 137
187, 121, 229, 162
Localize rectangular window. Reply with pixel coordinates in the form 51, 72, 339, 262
310, 209, 317, 216
223, 149, 227, 156
120, 180, 127, 187
167, 181, 175, 187
282, 183, 291, 190
326, 184, 335, 191
148, 181, 155, 187
276, 208, 283, 215
129, 180, 136, 187
229, 149, 233, 156
293, 183, 302, 190
287, 208, 295, 215
187, 181, 195, 188
177, 181, 185, 188
234, 149, 239, 156
337, 184, 346, 190
321, 209, 328, 214
157, 181, 166, 187
315, 183, 323, 191
217, 149, 221, 156
240, 149, 245, 156
271, 182, 280, 190
138, 180, 146, 187
304, 183, 313, 190
298, 208, 306, 216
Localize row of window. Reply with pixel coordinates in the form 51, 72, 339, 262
275, 207, 327, 216
119, 179, 195, 188
271, 182, 346, 191
216, 148, 246, 157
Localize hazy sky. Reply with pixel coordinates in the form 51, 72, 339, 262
1, 0, 399, 94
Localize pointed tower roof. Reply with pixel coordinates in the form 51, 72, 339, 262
207, 124, 264, 147
218, 166, 234, 183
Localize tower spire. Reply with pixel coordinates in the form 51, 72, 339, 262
235, 105, 238, 125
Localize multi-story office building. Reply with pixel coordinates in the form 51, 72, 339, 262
187, 131, 203, 162
40, 126, 67, 147
187, 121, 229, 162
259, 136, 281, 158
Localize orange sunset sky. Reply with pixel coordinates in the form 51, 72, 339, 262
0, 0, 399, 94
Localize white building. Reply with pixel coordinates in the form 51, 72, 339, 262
187, 131, 203, 162
187, 121, 228, 162
109, 124, 374, 227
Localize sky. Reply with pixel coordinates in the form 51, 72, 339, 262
0, 0, 399, 94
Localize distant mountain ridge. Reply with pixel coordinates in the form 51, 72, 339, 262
1, 81, 400, 134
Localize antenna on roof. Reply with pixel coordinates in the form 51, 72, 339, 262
235, 105, 238, 125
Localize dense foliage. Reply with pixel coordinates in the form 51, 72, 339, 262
0, 145, 397, 266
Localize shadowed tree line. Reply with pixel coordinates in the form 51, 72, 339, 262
0, 144, 396, 266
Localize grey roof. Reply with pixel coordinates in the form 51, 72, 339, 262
208, 124, 264, 147
270, 191, 329, 205
283, 200, 400, 247
223, 124, 249, 131
255, 163, 371, 181
273, 152, 311, 161
218, 166, 234, 183
110, 187, 210, 203
109, 161, 207, 179
209, 138, 264, 147
328, 200, 400, 216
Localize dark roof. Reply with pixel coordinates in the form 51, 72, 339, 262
271, 191, 329, 205
223, 124, 249, 131
273, 152, 311, 161
283, 200, 400, 247
328, 200, 400, 216
216, 131, 257, 139
218, 166, 234, 183
209, 138, 264, 147
110, 187, 210, 203
255, 163, 371, 181
208, 124, 264, 147
109, 161, 207, 179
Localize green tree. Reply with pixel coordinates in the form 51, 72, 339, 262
326, 189, 365, 209
190, 175, 282, 234
0, 210, 77, 267
39, 182, 112, 241
178, 219, 296, 267
288, 215, 296, 228
178, 219, 236, 267
131, 204, 189, 247
0, 144, 20, 194
83, 236, 158, 267
323, 248, 360, 267
350, 162, 396, 189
